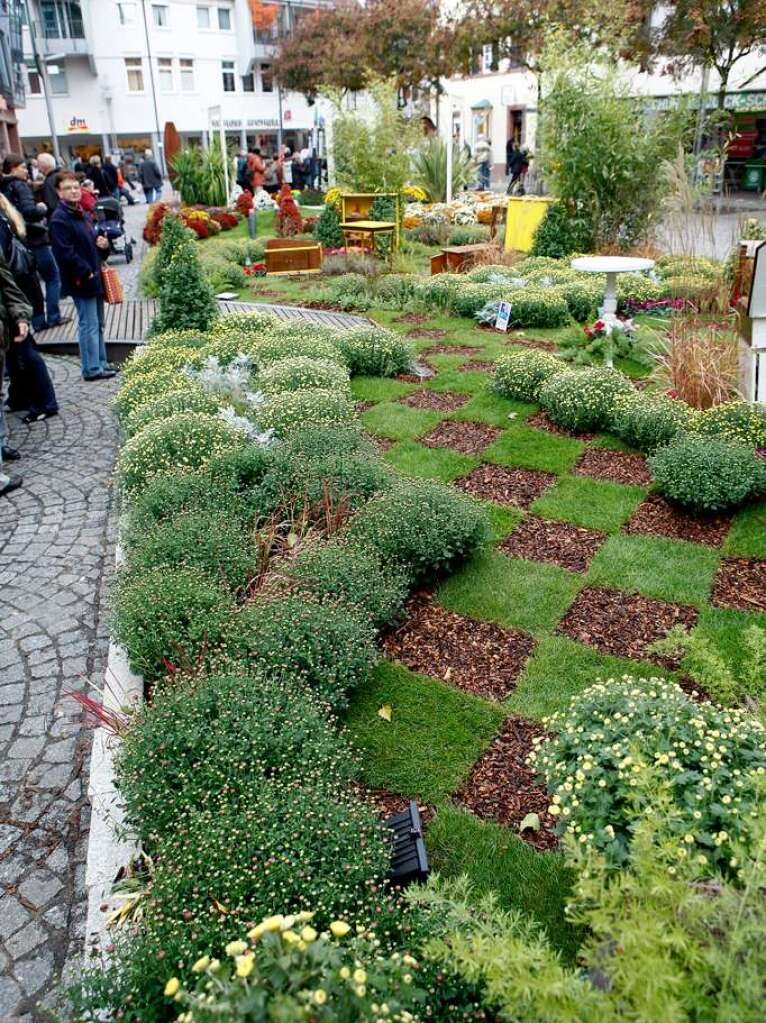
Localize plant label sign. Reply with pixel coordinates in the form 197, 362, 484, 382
495, 301, 512, 332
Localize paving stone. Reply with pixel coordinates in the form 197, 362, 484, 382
0, 895, 30, 939
8, 736, 47, 760
15, 950, 55, 995
6, 920, 47, 959
18, 873, 64, 909
0, 975, 22, 1014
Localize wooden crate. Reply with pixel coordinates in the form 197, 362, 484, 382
340, 193, 400, 247
265, 238, 323, 276
430, 243, 498, 275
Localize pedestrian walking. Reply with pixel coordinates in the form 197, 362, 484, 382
88, 155, 111, 198
102, 155, 120, 199
505, 140, 526, 195
138, 148, 163, 204
37, 152, 61, 215
0, 154, 69, 332
49, 172, 116, 382
0, 251, 33, 496
475, 135, 492, 191
247, 147, 266, 192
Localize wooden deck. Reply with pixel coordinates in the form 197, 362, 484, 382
35, 299, 369, 352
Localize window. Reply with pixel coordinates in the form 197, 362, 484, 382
117, 2, 136, 24
157, 56, 173, 91
221, 59, 235, 92
152, 4, 168, 27
217, 6, 231, 30
48, 66, 69, 95
196, 5, 210, 28
482, 44, 493, 72
41, 0, 84, 39
180, 58, 194, 91
241, 72, 254, 92
125, 56, 144, 92
27, 70, 42, 95
260, 63, 273, 93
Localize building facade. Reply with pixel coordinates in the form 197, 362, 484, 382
18, 0, 333, 166
0, 0, 25, 156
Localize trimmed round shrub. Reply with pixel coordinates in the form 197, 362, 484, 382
227, 595, 378, 709
122, 345, 196, 384
513, 256, 565, 277
246, 332, 345, 371
529, 201, 594, 258
116, 668, 354, 842
110, 565, 234, 679
508, 287, 570, 328
556, 280, 602, 322
257, 387, 356, 437
344, 478, 489, 584
122, 385, 223, 439
467, 264, 521, 284
334, 325, 413, 377
649, 434, 766, 512
616, 273, 664, 306
128, 508, 258, 591
451, 283, 504, 318
201, 255, 247, 293
145, 328, 210, 352
659, 273, 718, 302
609, 391, 695, 453
539, 367, 634, 432
112, 368, 198, 423
531, 675, 766, 870
413, 274, 463, 310
257, 356, 350, 396
492, 348, 565, 402
694, 401, 766, 449
373, 273, 419, 309
116, 412, 247, 500
286, 539, 409, 631
209, 310, 280, 340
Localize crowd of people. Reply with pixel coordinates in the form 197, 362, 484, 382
0, 148, 162, 498
236, 144, 323, 195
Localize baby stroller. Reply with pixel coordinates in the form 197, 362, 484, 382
94, 196, 135, 263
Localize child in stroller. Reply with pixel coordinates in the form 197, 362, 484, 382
94, 196, 135, 263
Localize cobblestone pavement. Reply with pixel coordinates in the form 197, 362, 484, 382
0, 365, 120, 1012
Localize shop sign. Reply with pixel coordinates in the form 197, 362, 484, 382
211, 117, 282, 129
67, 116, 89, 132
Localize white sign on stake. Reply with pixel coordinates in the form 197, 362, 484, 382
495, 301, 512, 332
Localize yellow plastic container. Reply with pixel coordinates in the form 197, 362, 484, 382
504, 196, 556, 252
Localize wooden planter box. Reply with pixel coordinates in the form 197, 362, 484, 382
431, 243, 498, 274
265, 238, 322, 276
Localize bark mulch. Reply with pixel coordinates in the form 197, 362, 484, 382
504, 335, 557, 352
247, 288, 287, 300
458, 359, 496, 372
355, 400, 374, 414
355, 784, 436, 829
396, 366, 437, 384
526, 410, 594, 441
632, 378, 652, 391
556, 586, 698, 667
368, 435, 395, 453
574, 447, 652, 487
406, 327, 449, 339
394, 312, 429, 324
384, 593, 536, 701
454, 715, 559, 850
422, 343, 483, 357
400, 390, 470, 412
421, 420, 502, 455
454, 463, 557, 508
712, 557, 766, 613
626, 494, 732, 548
500, 516, 606, 573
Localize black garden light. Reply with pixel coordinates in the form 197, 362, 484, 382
386, 801, 429, 886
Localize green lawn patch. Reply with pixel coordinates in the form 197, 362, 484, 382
508, 634, 671, 721
484, 424, 584, 475
351, 376, 417, 403
436, 549, 582, 635
531, 475, 646, 533
384, 440, 479, 482
448, 392, 536, 428
345, 662, 504, 805
690, 605, 766, 683
725, 500, 766, 558
426, 367, 490, 396
586, 533, 719, 607
427, 805, 581, 961
361, 402, 440, 441
484, 502, 525, 542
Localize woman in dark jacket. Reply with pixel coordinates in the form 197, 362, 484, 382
0, 251, 33, 496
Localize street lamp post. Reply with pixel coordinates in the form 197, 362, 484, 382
25, 0, 62, 163
140, 0, 164, 174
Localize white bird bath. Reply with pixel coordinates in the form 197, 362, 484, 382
570, 256, 655, 367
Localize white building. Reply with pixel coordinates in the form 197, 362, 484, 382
18, 0, 333, 167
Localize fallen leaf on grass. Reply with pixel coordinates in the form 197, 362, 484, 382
519, 812, 541, 833
377, 704, 392, 722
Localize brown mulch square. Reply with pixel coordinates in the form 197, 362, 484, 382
500, 516, 606, 573
367, 435, 395, 453
355, 784, 436, 828
422, 343, 483, 357
394, 313, 429, 324
355, 400, 374, 414
458, 359, 496, 372
526, 410, 594, 441
632, 378, 652, 391
400, 390, 469, 412
384, 593, 536, 701
712, 558, 766, 613
406, 327, 449, 339
504, 335, 557, 352
395, 369, 437, 384
454, 716, 559, 850
454, 464, 556, 508
626, 495, 732, 548
556, 586, 698, 667
422, 420, 502, 455
574, 448, 652, 486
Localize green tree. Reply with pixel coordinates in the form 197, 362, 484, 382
154, 213, 190, 291
151, 243, 217, 335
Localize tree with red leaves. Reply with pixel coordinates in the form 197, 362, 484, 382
277, 184, 304, 236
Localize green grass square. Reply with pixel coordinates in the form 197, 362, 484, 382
689, 606, 766, 685
361, 402, 441, 441
531, 475, 646, 533
484, 502, 524, 542
427, 805, 581, 961
344, 662, 504, 804
508, 634, 673, 721
448, 391, 537, 428
725, 500, 766, 559
586, 533, 719, 607
384, 440, 479, 482
436, 549, 582, 635
421, 353, 466, 373
351, 376, 416, 403
425, 367, 489, 396
484, 424, 584, 475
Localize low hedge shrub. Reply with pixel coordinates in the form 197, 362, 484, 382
285, 539, 409, 631
122, 386, 223, 439
413, 274, 463, 310
531, 675, 766, 871
450, 283, 503, 318
112, 368, 199, 423
557, 280, 602, 322
649, 433, 766, 512
694, 400, 766, 449
466, 264, 522, 284
243, 332, 345, 372
257, 356, 350, 396
373, 272, 419, 309
539, 367, 634, 432
344, 478, 489, 585
492, 348, 565, 402
257, 387, 356, 437
334, 325, 413, 377
227, 595, 378, 709
609, 391, 695, 453
507, 288, 571, 328
110, 565, 234, 680
116, 412, 247, 500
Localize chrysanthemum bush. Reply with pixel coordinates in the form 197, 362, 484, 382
113, 367, 200, 423
164, 915, 424, 1023
122, 345, 198, 384
257, 356, 351, 396
335, 325, 413, 377
539, 366, 634, 432
256, 387, 356, 437
116, 412, 247, 499
143, 328, 210, 352
609, 390, 695, 453
648, 434, 766, 513
693, 400, 766, 449
492, 348, 565, 402
530, 676, 766, 871
122, 385, 223, 439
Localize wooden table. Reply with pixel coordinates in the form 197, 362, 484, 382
341, 220, 398, 257
430, 243, 498, 275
